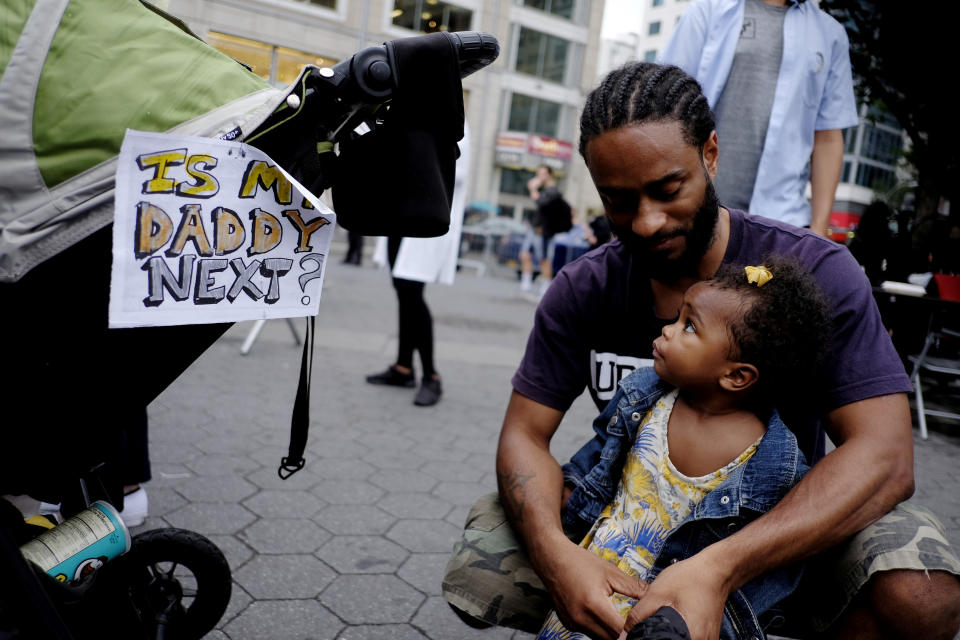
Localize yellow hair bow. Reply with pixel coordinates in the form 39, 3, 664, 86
744, 265, 773, 287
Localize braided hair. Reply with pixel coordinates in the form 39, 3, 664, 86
579, 62, 715, 158
709, 255, 833, 408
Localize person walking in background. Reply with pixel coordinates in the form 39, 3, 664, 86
660, 0, 858, 235
519, 166, 572, 298
365, 128, 470, 407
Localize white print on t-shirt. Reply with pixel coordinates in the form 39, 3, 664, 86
590, 351, 653, 401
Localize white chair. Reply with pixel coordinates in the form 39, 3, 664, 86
909, 322, 960, 439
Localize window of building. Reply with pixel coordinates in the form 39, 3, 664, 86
303, 0, 335, 7
652, 0, 664, 6
508, 93, 563, 138
860, 124, 903, 166
523, 0, 575, 19
392, 0, 472, 33
648, 21, 661, 35
515, 27, 570, 83
843, 127, 857, 154
500, 167, 537, 195
842, 160, 852, 183
855, 163, 896, 191
643, 49, 657, 62
207, 32, 337, 86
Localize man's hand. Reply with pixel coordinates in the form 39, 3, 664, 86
542, 541, 648, 640
623, 554, 727, 640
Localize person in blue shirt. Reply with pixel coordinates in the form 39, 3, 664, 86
660, 0, 858, 234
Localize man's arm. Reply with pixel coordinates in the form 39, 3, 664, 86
497, 391, 647, 640
809, 128, 845, 236
625, 393, 915, 639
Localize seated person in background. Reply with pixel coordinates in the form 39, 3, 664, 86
537, 257, 830, 640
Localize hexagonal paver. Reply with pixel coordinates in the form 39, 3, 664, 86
312, 479, 384, 505
233, 554, 335, 599
149, 442, 202, 463
316, 535, 408, 574
337, 624, 429, 640
194, 434, 253, 455
149, 465, 195, 489
387, 519, 461, 553
243, 489, 327, 519
362, 432, 415, 454
411, 596, 515, 640
239, 518, 331, 554
246, 467, 320, 491
314, 504, 397, 535
396, 553, 450, 595
432, 481, 492, 507
309, 437, 368, 459
364, 449, 426, 471
420, 461, 484, 482
176, 475, 258, 502
414, 442, 470, 463
320, 574, 424, 624
139, 486, 186, 517
310, 457, 377, 480
377, 493, 452, 520
184, 453, 260, 477
205, 534, 255, 570
165, 503, 256, 535
223, 600, 343, 640
369, 470, 438, 493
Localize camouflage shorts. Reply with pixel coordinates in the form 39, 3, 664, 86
441, 493, 960, 635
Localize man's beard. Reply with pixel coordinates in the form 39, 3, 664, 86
610, 178, 720, 282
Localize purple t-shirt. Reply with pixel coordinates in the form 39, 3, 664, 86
512, 209, 912, 462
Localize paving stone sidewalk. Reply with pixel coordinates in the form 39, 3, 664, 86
140, 245, 960, 640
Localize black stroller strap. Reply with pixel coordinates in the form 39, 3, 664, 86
279, 315, 315, 479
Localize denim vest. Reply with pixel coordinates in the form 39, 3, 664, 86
561, 367, 810, 640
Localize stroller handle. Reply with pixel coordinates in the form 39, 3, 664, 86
329, 31, 499, 103
444, 31, 500, 78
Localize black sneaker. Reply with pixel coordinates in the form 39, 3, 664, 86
413, 376, 442, 406
366, 366, 416, 387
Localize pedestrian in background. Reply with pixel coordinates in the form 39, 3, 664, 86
366, 127, 470, 406
519, 166, 572, 298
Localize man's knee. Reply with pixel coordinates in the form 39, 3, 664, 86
868, 569, 960, 640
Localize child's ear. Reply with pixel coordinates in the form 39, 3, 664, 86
719, 363, 758, 393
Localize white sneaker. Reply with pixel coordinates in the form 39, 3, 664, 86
119, 487, 148, 527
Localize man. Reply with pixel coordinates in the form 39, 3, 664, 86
519, 165, 572, 297
442, 63, 960, 640
660, 0, 856, 235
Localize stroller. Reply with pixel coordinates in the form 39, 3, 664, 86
0, 1, 498, 637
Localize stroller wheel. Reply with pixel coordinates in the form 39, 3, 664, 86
124, 527, 232, 640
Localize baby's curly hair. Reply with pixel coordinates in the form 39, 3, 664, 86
709, 255, 833, 407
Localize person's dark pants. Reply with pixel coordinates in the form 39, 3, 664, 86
344, 231, 364, 264
387, 236, 436, 378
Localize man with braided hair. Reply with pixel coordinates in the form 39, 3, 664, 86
442, 62, 960, 640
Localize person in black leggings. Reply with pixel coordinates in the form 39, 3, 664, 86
365, 236, 442, 406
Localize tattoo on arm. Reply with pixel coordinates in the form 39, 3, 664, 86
498, 470, 535, 524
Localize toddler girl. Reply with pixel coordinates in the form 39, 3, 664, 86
540, 256, 833, 640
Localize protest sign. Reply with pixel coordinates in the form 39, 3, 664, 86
109, 130, 335, 328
